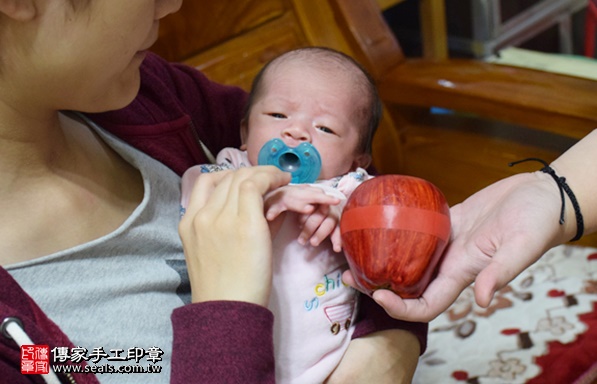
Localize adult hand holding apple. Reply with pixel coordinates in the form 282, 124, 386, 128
340, 175, 451, 298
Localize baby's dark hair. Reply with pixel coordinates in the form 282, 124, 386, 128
243, 47, 381, 155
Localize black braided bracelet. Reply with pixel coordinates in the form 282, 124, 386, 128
509, 158, 584, 242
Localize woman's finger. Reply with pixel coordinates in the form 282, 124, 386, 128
183, 170, 233, 216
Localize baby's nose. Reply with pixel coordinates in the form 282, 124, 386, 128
283, 123, 310, 143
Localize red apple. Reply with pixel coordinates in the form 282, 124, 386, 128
340, 175, 450, 298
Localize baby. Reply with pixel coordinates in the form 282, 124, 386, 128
181, 47, 380, 383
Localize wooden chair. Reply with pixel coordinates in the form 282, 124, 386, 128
152, 0, 597, 245
587, 0, 597, 57
376, 0, 448, 60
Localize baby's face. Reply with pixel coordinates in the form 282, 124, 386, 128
243, 61, 368, 180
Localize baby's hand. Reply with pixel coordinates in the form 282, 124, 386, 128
297, 204, 343, 252
264, 185, 343, 250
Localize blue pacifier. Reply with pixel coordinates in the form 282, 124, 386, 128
258, 138, 322, 183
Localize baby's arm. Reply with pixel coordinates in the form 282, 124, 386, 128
264, 184, 344, 251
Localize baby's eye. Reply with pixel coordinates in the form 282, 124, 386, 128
317, 126, 335, 134
268, 113, 287, 119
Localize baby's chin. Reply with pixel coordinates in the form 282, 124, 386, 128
322, 164, 359, 180
317, 168, 344, 181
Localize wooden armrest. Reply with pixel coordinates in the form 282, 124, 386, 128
378, 59, 597, 140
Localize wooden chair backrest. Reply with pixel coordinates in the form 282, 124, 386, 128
327, 0, 406, 80
374, 0, 448, 60
153, 0, 448, 84
153, 0, 357, 90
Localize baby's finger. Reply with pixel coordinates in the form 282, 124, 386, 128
331, 226, 342, 252
299, 208, 328, 240
288, 195, 340, 216
309, 215, 337, 247
267, 203, 314, 221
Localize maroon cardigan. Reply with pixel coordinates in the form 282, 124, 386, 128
0, 53, 426, 383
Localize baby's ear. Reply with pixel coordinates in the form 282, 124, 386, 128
240, 118, 249, 148
353, 153, 372, 170
0, 0, 36, 21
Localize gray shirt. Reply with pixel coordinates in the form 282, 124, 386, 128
7, 115, 188, 383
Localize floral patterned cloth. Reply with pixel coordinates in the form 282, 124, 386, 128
414, 245, 597, 384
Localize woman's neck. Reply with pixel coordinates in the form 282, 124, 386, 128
0, 111, 144, 265
0, 108, 75, 175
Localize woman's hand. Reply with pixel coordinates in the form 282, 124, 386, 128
179, 166, 291, 306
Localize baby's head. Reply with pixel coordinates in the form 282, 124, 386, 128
241, 47, 381, 180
